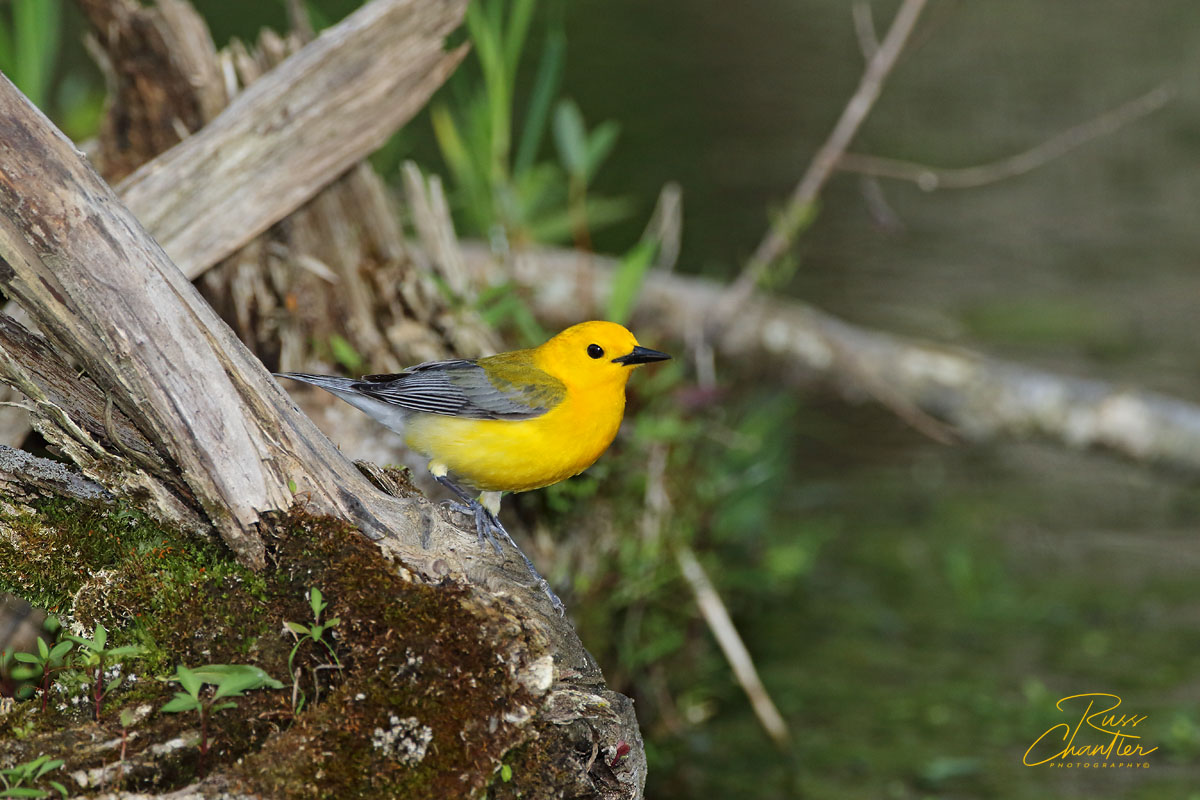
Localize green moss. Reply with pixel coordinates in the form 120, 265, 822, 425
0, 497, 550, 796
232, 514, 542, 799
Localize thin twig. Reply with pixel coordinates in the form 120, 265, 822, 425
851, 1, 880, 59
825, 333, 957, 445
716, 0, 928, 327
640, 182, 684, 273
837, 82, 1176, 191
676, 546, 791, 749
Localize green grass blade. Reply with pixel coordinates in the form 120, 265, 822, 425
0, 13, 15, 77
607, 238, 658, 324
13, 0, 61, 109
514, 27, 565, 177
502, 0, 537, 82
465, 1, 511, 174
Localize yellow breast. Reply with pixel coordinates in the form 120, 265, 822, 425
403, 386, 626, 493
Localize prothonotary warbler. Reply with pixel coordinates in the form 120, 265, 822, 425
276, 320, 670, 613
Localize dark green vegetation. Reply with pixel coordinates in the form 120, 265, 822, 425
504, 373, 1194, 798
0, 495, 551, 797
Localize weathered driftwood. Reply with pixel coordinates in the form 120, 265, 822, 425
0, 445, 111, 504
0, 19, 644, 800
111, 0, 468, 282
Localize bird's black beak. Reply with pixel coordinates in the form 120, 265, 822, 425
612, 346, 672, 366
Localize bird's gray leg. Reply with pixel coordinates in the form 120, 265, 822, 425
434, 475, 502, 553
434, 476, 565, 615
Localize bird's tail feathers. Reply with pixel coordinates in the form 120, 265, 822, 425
275, 371, 410, 436
274, 372, 361, 392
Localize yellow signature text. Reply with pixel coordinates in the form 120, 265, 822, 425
1024, 693, 1158, 766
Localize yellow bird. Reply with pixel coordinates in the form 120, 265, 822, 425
277, 320, 670, 612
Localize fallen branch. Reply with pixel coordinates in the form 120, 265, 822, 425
115, 0, 469, 280
462, 244, 1200, 473
0, 444, 112, 503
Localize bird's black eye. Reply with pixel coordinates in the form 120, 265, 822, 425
587, 344, 604, 359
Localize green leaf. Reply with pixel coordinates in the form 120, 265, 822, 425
0, 787, 52, 797
31, 759, 61, 780
9, 666, 38, 681
324, 617, 340, 628
210, 701, 239, 713
175, 665, 201, 697
93, 624, 107, 651
431, 106, 477, 198
13, 0, 62, 109
12, 652, 40, 664
502, 0, 536, 81
35, 638, 48, 660
308, 587, 325, 615
48, 782, 67, 799
0, 14, 13, 77
584, 121, 620, 183
106, 645, 144, 660
465, 0, 511, 167
48, 640, 72, 661
192, 664, 284, 694
160, 692, 201, 713
328, 334, 363, 373
285, 621, 309, 635
514, 27, 565, 177
607, 238, 658, 325
500, 763, 513, 782
105, 674, 125, 693
211, 675, 257, 700
526, 195, 634, 243
553, 99, 588, 178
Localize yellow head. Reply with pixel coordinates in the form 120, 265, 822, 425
534, 321, 670, 390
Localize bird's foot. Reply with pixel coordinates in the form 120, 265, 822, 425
443, 500, 503, 555
440, 496, 565, 616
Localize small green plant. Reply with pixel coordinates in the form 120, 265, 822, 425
431, 0, 630, 246
161, 664, 282, 769
10, 618, 73, 712
285, 587, 342, 712
0, 754, 68, 799
65, 624, 143, 721
550, 97, 621, 249
114, 708, 136, 793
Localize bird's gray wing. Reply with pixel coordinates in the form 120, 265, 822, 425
354, 357, 565, 420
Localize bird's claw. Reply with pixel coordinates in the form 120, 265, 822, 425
440, 497, 565, 615
442, 499, 503, 555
